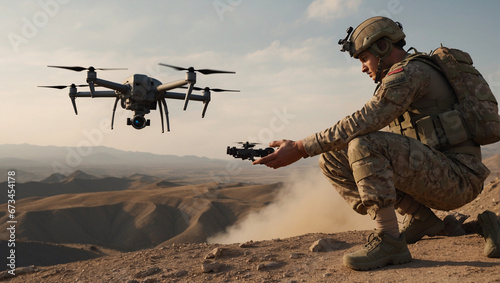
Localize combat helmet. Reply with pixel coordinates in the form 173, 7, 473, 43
339, 16, 405, 59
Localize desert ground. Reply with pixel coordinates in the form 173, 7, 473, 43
0, 144, 499, 282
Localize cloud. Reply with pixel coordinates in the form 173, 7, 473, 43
305, 0, 362, 22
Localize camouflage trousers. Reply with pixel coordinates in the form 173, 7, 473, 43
319, 132, 490, 218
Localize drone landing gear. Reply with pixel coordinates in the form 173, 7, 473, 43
158, 98, 170, 133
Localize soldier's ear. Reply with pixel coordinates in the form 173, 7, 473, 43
376, 38, 389, 54
369, 37, 392, 59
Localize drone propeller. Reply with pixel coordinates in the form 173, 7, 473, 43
38, 84, 88, 89
208, 88, 240, 92
47, 65, 127, 72
158, 63, 235, 75
235, 141, 258, 148
179, 86, 240, 92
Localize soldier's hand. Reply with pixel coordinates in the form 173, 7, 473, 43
252, 139, 308, 169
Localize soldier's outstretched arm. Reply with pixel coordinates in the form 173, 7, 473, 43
252, 139, 308, 169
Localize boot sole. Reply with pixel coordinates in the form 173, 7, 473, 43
343, 251, 412, 271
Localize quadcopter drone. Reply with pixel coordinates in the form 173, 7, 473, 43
227, 142, 275, 161
39, 64, 239, 132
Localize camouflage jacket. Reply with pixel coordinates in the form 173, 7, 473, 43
302, 58, 454, 156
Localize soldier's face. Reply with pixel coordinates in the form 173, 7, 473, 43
359, 51, 379, 82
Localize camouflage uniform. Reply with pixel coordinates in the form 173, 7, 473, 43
301, 56, 490, 218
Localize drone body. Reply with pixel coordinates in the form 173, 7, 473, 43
227, 142, 275, 161
40, 64, 238, 132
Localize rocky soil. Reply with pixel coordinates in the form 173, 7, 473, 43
2, 178, 498, 283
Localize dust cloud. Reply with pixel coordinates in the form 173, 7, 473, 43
208, 167, 375, 244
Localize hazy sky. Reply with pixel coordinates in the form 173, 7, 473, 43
2, 0, 499, 159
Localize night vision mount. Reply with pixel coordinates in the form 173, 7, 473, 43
338, 27, 354, 55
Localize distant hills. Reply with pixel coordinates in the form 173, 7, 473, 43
0, 143, 312, 183
0, 170, 181, 204
0, 144, 223, 180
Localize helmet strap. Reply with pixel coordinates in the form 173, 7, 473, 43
375, 58, 384, 84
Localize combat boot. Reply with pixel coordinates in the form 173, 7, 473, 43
400, 205, 444, 244
343, 231, 412, 270
478, 210, 500, 258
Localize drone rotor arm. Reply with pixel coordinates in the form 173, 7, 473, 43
90, 78, 129, 95
156, 79, 188, 93
69, 91, 118, 98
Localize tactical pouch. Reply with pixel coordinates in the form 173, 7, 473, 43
415, 116, 439, 147
438, 109, 469, 145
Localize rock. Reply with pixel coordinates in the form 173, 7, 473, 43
133, 266, 161, 279
256, 261, 280, 270
239, 241, 254, 248
309, 238, 341, 252
205, 247, 224, 259
174, 270, 188, 277
262, 254, 275, 261
290, 253, 305, 259
161, 270, 189, 279
201, 261, 223, 273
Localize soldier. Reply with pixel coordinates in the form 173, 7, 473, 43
253, 16, 492, 270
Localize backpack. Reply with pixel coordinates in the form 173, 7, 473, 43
414, 46, 500, 145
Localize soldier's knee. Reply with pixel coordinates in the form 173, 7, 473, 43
347, 133, 391, 163
347, 135, 372, 164
319, 151, 347, 177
